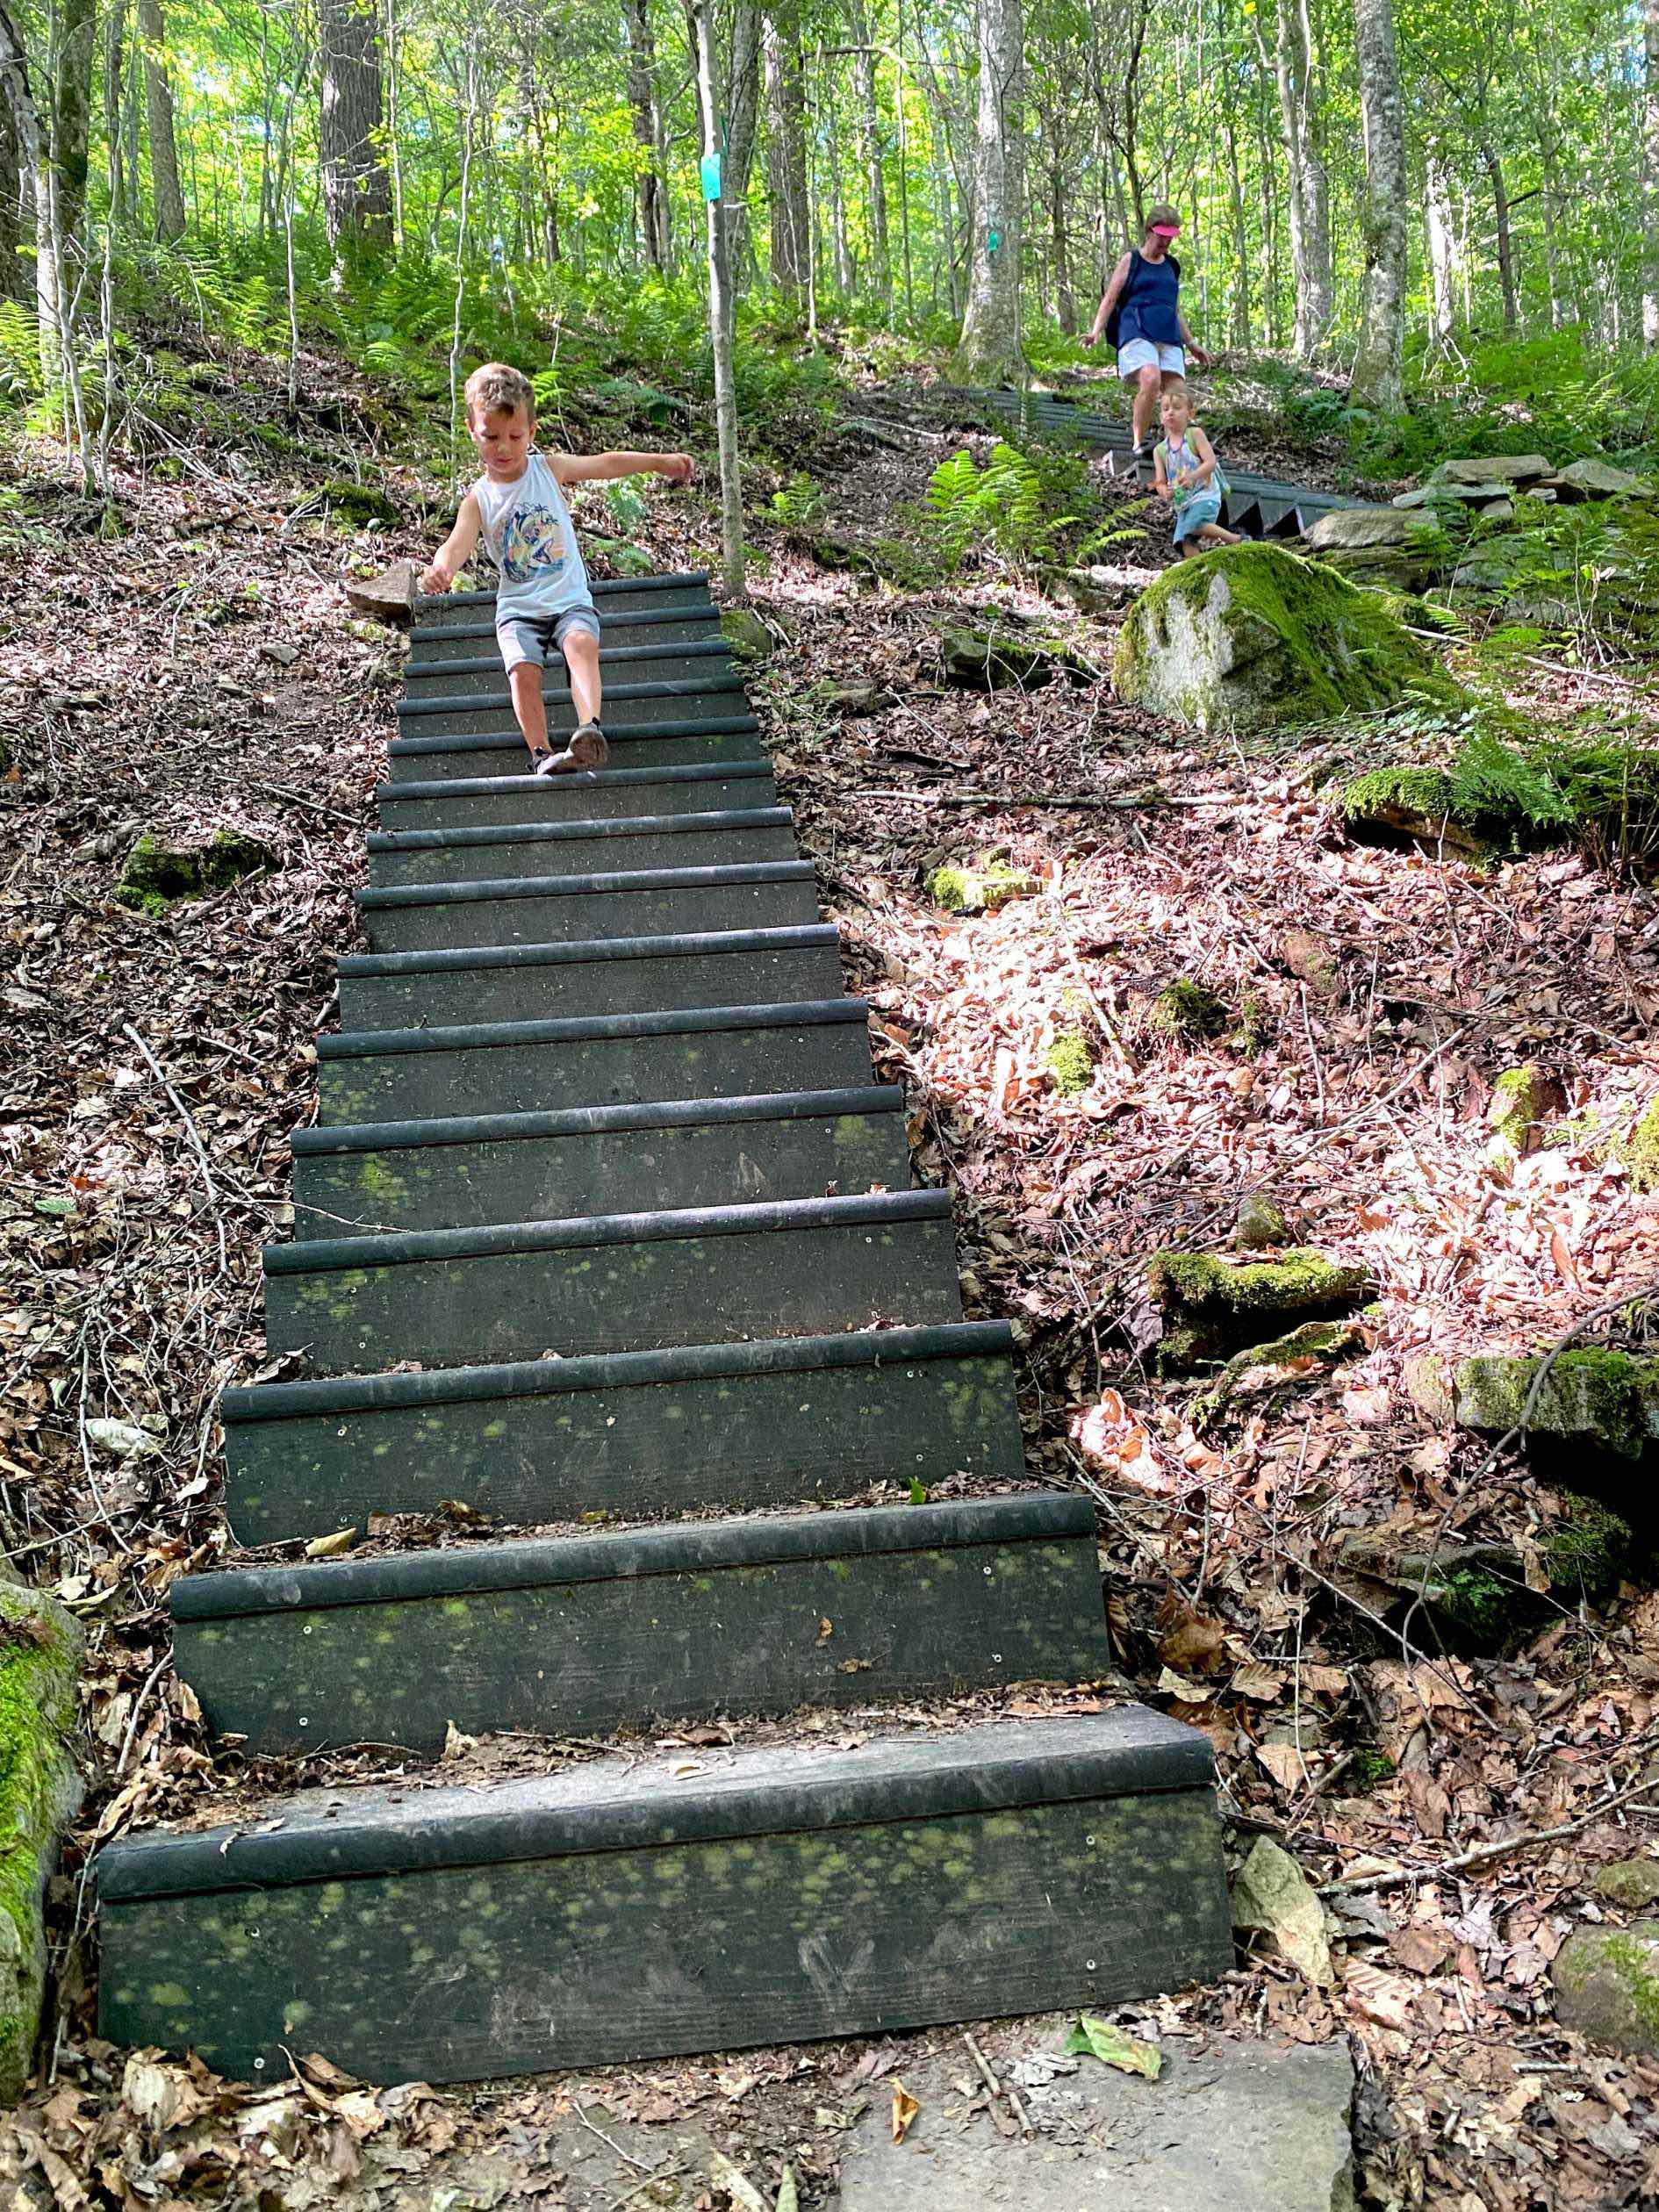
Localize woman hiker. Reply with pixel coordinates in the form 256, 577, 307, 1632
1083, 205, 1210, 463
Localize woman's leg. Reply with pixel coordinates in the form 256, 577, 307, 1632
1132, 364, 1162, 449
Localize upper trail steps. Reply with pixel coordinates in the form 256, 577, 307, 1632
95, 566, 1231, 2087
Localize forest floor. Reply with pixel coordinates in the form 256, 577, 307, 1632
6, 327, 1659, 2209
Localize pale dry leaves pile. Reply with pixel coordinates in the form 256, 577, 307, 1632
3, 340, 1659, 2206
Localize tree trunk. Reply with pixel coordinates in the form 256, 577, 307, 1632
824, 54, 854, 292
950, 0, 1024, 385
139, 0, 185, 241
103, 0, 127, 226
688, 0, 745, 597
1350, 0, 1407, 412
53, 0, 95, 243
1480, 139, 1518, 334
847, 0, 888, 302
0, 93, 18, 301
1223, 109, 1251, 350
1051, 146, 1074, 334
762, 0, 808, 297
1647, 0, 1659, 343
622, 0, 669, 271
726, 0, 762, 276
1269, 0, 1332, 357
1426, 150, 1454, 351
318, 0, 391, 256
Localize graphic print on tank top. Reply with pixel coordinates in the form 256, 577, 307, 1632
499, 492, 569, 585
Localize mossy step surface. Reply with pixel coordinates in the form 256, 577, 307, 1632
366, 808, 798, 888
172, 1494, 1105, 1755
335, 923, 844, 1032
316, 997, 874, 1121
221, 1321, 1025, 1545
396, 672, 747, 732
97, 1707, 1231, 2085
355, 859, 820, 955
262, 1189, 963, 1374
376, 761, 779, 834
407, 606, 719, 662
293, 1085, 909, 1237
403, 639, 733, 696
413, 571, 709, 628
387, 716, 765, 783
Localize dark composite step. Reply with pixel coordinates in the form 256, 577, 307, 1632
354, 859, 820, 955
97, 1707, 1232, 2085
263, 1188, 962, 1374
221, 1320, 1026, 1545
396, 672, 746, 738
388, 715, 765, 782
171, 1494, 1107, 1755
402, 638, 733, 697
336, 923, 844, 1031
414, 571, 710, 626
377, 760, 780, 833
317, 997, 873, 1121
292, 1085, 910, 1238
408, 606, 720, 662
366, 808, 798, 889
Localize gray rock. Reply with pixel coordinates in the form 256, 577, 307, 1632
1302, 506, 1430, 551
1543, 457, 1653, 500
1594, 1859, 1659, 1911
834, 2027, 1355, 2212
1553, 1922, 1659, 2056
721, 607, 775, 662
1435, 453, 1553, 485
1455, 1348, 1659, 1461
1234, 1194, 1291, 1250
1395, 481, 1513, 510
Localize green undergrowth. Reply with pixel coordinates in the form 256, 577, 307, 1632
1044, 1031, 1096, 1095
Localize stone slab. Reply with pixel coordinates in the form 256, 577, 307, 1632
334, 923, 845, 1032
221, 1321, 1026, 1545
354, 860, 821, 955
365, 809, 798, 888
316, 999, 874, 1121
97, 1709, 1231, 2084
291, 1086, 911, 1237
172, 1494, 1108, 1753
262, 1189, 964, 1373
835, 2026, 1354, 2212
375, 761, 780, 833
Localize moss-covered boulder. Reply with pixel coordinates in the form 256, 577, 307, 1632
1486, 1065, 1565, 1167
942, 629, 1079, 692
0, 1580, 83, 2100
322, 478, 399, 528
720, 607, 775, 663
1151, 979, 1228, 1042
1456, 1349, 1659, 1465
925, 856, 1037, 915
1112, 543, 1448, 735
117, 829, 276, 916
1147, 1246, 1373, 1369
1553, 1923, 1659, 2055
1620, 1095, 1659, 1192
1233, 1195, 1291, 1250
1595, 1860, 1659, 1911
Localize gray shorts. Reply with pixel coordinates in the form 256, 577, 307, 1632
496, 601, 601, 674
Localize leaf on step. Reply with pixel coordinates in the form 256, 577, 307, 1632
890, 2082, 919, 2144
1062, 2014, 1162, 2078
304, 1526, 357, 1558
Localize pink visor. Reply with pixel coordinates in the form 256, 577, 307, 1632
1150, 221, 1181, 238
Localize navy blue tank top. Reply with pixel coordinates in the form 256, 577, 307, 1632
1119, 251, 1182, 347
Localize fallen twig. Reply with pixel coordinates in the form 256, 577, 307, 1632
1321, 1773, 1659, 1896
122, 1021, 229, 1274
964, 2028, 1033, 2137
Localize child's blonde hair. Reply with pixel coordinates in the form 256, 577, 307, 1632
1160, 380, 1192, 411
464, 362, 536, 427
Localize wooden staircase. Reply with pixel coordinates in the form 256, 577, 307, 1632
96, 571, 1232, 2086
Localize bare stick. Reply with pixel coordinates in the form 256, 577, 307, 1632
964, 2029, 1033, 2137
1321, 1773, 1659, 1897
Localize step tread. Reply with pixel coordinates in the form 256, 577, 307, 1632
336, 922, 839, 980
405, 638, 731, 677
377, 762, 776, 803
293, 1083, 901, 1157
398, 673, 746, 718
319, 995, 867, 1056
176, 1492, 1092, 1617
367, 808, 792, 854
99, 1707, 1210, 1898
355, 858, 814, 911
414, 571, 707, 614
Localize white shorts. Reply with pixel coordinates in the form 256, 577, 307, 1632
1117, 339, 1186, 382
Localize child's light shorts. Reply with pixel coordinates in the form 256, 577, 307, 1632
1117, 339, 1186, 381
496, 600, 601, 674
1173, 492, 1224, 544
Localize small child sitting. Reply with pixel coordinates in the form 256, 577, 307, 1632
420, 363, 694, 775
1153, 384, 1241, 560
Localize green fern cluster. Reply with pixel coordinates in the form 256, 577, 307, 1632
923, 441, 1083, 571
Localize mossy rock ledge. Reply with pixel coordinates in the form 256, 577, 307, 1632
1553, 1922, 1659, 2056
1456, 1350, 1659, 1490
1112, 542, 1448, 735
1147, 1246, 1373, 1369
117, 829, 276, 916
0, 1580, 83, 2099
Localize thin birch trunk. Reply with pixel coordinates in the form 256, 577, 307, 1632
688, 0, 745, 598
950, 0, 1024, 384
848, 0, 888, 302
1350, 0, 1407, 411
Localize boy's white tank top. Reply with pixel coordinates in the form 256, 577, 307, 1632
472, 453, 593, 621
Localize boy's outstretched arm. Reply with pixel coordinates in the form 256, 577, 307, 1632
420, 491, 483, 594
552, 451, 695, 487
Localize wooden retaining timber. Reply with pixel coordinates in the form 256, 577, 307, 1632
96, 566, 1231, 2084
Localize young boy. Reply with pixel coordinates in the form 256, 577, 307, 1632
420, 363, 695, 775
1153, 384, 1241, 560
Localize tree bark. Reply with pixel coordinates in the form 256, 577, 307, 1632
622, 0, 669, 271
1480, 139, 1518, 334
318, 0, 391, 256
103, 0, 127, 227
1426, 150, 1454, 351
725, 0, 762, 275
1223, 109, 1251, 350
1269, 0, 1332, 357
951, 0, 1024, 385
1647, 0, 1659, 343
688, 0, 745, 597
847, 0, 888, 301
1351, 0, 1407, 411
139, 0, 185, 241
53, 0, 95, 243
762, 0, 808, 297
0, 89, 18, 301
1050, 145, 1074, 334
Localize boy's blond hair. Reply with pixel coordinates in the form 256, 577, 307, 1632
464, 362, 536, 427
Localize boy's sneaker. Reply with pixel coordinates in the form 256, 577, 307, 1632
531, 749, 562, 779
